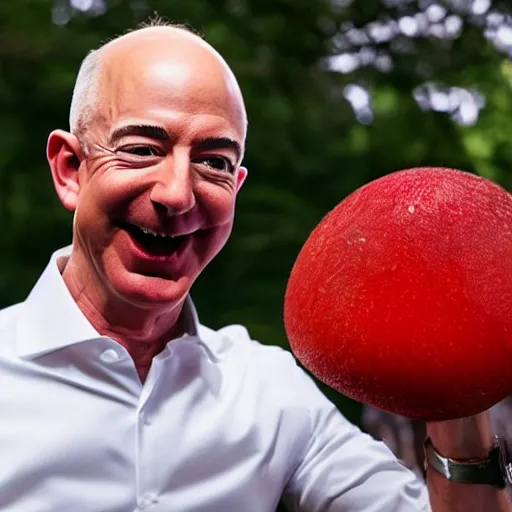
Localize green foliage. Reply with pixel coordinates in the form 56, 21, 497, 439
1, 0, 512, 428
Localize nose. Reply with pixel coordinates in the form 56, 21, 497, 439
149, 155, 196, 215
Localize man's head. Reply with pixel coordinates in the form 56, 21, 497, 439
47, 21, 248, 315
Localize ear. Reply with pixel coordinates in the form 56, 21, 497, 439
236, 166, 248, 193
47, 129, 84, 212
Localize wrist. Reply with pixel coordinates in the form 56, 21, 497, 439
424, 435, 511, 489
426, 412, 495, 460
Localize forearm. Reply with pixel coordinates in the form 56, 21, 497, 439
426, 413, 510, 512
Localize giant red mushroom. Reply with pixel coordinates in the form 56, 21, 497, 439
284, 167, 512, 421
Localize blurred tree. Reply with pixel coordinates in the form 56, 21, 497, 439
1, 0, 512, 431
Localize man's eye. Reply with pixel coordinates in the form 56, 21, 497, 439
121, 146, 161, 157
198, 157, 234, 173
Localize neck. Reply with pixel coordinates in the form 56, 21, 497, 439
60, 254, 187, 382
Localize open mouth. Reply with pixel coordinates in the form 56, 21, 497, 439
120, 222, 188, 256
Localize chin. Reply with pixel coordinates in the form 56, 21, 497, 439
110, 271, 193, 307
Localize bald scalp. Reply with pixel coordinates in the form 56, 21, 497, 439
69, 22, 246, 144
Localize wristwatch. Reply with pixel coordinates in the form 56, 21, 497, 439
424, 436, 512, 489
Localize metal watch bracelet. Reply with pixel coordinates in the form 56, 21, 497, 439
424, 435, 512, 489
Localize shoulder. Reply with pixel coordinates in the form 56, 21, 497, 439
0, 303, 21, 330
0, 303, 23, 353
198, 321, 337, 414
200, 322, 302, 374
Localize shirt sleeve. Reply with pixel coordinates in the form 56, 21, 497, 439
281, 365, 431, 512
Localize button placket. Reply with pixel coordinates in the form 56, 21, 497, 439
135, 358, 165, 510
137, 492, 159, 509
140, 410, 151, 426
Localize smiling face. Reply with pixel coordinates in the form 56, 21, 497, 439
48, 27, 247, 314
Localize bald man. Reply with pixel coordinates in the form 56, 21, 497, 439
0, 21, 509, 512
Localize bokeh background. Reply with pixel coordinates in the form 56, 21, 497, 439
2, 0, 512, 429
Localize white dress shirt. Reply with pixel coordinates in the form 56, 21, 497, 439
0, 247, 430, 512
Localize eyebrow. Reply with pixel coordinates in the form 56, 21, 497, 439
108, 124, 244, 162
108, 124, 170, 145
193, 137, 243, 163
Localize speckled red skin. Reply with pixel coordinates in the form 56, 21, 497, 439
284, 167, 512, 421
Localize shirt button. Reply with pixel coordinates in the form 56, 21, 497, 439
138, 493, 158, 509
139, 411, 151, 426
100, 348, 120, 363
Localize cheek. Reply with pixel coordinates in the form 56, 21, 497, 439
196, 182, 237, 227
194, 184, 237, 263
73, 176, 133, 250
73, 198, 112, 258
82, 167, 143, 217
75, 184, 105, 229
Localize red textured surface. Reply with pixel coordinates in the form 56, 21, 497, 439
284, 167, 512, 420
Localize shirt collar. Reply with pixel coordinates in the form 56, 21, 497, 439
15, 245, 206, 360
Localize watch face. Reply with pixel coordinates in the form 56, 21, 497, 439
502, 460, 512, 501
497, 436, 512, 488
504, 462, 512, 486
500, 452, 512, 486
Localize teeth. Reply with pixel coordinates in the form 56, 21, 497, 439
140, 227, 174, 238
